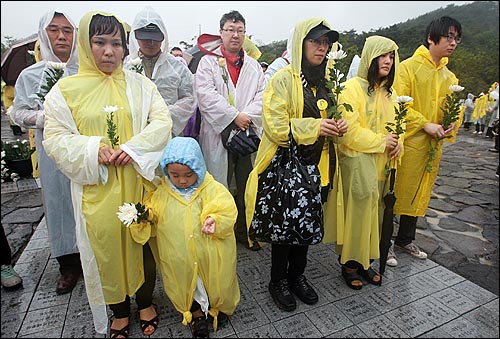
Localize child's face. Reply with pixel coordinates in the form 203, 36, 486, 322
166, 163, 198, 189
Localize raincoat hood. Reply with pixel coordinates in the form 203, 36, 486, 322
77, 11, 128, 76
160, 137, 207, 187
357, 35, 399, 81
289, 18, 339, 76
129, 6, 170, 58
38, 10, 78, 66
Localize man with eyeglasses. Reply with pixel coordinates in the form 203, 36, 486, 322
195, 10, 266, 256
390, 16, 463, 266
10, 10, 82, 295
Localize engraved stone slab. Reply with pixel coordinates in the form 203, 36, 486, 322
452, 280, 498, 304
272, 313, 322, 338
0, 310, 24, 337
412, 296, 459, 326
439, 316, 491, 338
425, 265, 465, 286
415, 326, 451, 338
230, 299, 270, 333
1, 181, 18, 193
314, 277, 364, 302
18, 304, 66, 337
463, 305, 500, 337
327, 325, 368, 338
30, 289, 70, 311
17, 247, 51, 264
384, 302, 437, 337
357, 314, 409, 338
406, 272, 448, 294
237, 323, 280, 338
334, 294, 381, 324
17, 179, 39, 191
305, 303, 353, 336
0, 288, 33, 315
431, 287, 480, 314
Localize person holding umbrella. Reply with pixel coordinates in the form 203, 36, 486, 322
325, 36, 402, 289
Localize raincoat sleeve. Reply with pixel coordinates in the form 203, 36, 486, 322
338, 80, 386, 154
263, 72, 321, 147
158, 56, 197, 136
121, 72, 172, 182
11, 64, 45, 129
199, 178, 237, 240
394, 63, 430, 138
43, 85, 103, 185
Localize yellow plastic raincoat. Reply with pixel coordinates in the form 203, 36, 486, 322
42, 11, 172, 334
323, 36, 402, 269
245, 18, 341, 247
471, 94, 488, 121
393, 45, 460, 216
141, 137, 239, 331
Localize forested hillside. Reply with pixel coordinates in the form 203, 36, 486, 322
258, 1, 499, 97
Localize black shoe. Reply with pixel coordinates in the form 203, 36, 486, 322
190, 315, 209, 338
288, 275, 318, 305
268, 279, 296, 311
246, 242, 261, 251
488, 148, 499, 153
55, 272, 80, 295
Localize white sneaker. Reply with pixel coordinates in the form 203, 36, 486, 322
386, 240, 398, 267
472, 131, 478, 134
399, 242, 427, 259
478, 131, 483, 135
1, 264, 23, 290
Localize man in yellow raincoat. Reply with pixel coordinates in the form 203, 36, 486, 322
42, 11, 172, 336
392, 16, 463, 262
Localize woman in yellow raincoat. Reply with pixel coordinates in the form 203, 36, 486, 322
326, 36, 403, 289
392, 16, 462, 260
138, 137, 239, 337
42, 11, 172, 337
245, 18, 347, 312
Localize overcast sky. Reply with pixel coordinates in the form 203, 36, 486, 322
1, 1, 472, 47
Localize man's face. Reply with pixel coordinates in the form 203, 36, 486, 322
219, 20, 245, 55
137, 39, 162, 58
46, 15, 74, 62
171, 49, 182, 57
429, 27, 459, 59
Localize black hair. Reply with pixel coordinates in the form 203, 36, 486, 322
219, 10, 245, 29
423, 16, 462, 48
367, 52, 395, 97
89, 14, 129, 59
170, 46, 182, 52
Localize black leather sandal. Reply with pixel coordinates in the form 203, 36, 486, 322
359, 266, 382, 286
139, 306, 159, 335
341, 265, 363, 290
110, 323, 129, 338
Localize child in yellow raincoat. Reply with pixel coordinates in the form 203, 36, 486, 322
138, 137, 239, 337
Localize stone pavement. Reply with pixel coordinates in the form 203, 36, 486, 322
1, 109, 499, 337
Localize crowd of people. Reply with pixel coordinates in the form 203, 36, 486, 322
1, 6, 497, 339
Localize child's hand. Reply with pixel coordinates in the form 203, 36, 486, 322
201, 217, 216, 235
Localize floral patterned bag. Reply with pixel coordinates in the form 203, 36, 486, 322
249, 134, 324, 245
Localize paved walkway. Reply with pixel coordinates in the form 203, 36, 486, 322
1, 218, 499, 338
1, 111, 499, 338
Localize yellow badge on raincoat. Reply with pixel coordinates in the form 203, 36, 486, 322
317, 99, 328, 111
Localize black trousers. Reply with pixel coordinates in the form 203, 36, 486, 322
227, 152, 253, 244
109, 242, 156, 318
56, 253, 82, 275
395, 215, 418, 247
1, 224, 12, 266
270, 243, 308, 282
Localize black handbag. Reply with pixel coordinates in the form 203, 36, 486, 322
221, 121, 260, 157
249, 134, 324, 245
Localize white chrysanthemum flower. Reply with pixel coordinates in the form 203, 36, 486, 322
327, 50, 347, 61
449, 84, 465, 92
395, 96, 414, 103
103, 105, 119, 114
117, 203, 138, 227
47, 61, 67, 70
129, 57, 142, 67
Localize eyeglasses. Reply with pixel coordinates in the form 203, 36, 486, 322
442, 33, 461, 44
307, 38, 331, 48
221, 28, 246, 36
